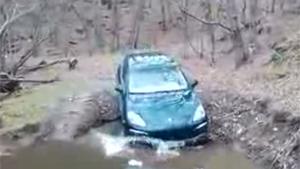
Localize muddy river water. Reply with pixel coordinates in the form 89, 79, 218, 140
1, 121, 259, 169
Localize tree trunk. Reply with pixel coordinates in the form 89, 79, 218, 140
94, 13, 105, 49
166, 0, 173, 26
200, 34, 204, 58
0, 34, 6, 72
232, 18, 249, 69
225, 0, 249, 68
206, 0, 216, 66
280, 0, 285, 13
248, 0, 258, 46
112, 0, 120, 51
271, 0, 276, 13
0, 5, 7, 72
128, 0, 145, 49
183, 0, 189, 58
241, 0, 247, 24
160, 0, 167, 31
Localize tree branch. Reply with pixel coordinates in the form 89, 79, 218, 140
10, 36, 48, 75
0, 5, 36, 37
179, 8, 233, 32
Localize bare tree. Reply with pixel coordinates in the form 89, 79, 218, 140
178, 1, 232, 60
128, 0, 145, 49
0, 4, 35, 72
225, 0, 249, 68
0, 3, 63, 92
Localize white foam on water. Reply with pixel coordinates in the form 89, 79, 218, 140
95, 132, 129, 156
156, 141, 181, 158
91, 130, 180, 162
128, 159, 143, 167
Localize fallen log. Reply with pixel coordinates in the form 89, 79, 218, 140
35, 90, 119, 142
0, 77, 59, 84
0, 72, 59, 93
0, 73, 20, 92
21, 58, 78, 74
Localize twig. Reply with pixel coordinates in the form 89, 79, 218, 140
269, 129, 300, 169
179, 8, 233, 32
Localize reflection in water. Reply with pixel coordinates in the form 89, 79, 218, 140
1, 122, 259, 169
1, 141, 126, 169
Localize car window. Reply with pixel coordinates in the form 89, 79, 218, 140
128, 66, 188, 93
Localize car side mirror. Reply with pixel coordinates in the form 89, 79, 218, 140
115, 86, 123, 93
191, 80, 198, 88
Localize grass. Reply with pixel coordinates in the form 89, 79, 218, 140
0, 80, 90, 129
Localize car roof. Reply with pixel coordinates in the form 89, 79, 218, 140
125, 51, 177, 69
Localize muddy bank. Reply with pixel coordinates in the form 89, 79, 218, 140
35, 90, 119, 141
205, 89, 300, 169
0, 90, 118, 143
0, 90, 110, 160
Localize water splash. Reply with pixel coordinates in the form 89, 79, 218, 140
95, 132, 130, 156
128, 159, 143, 167
91, 130, 180, 159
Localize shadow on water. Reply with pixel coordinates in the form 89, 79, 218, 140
1, 121, 260, 169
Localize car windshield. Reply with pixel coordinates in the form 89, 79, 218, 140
128, 66, 188, 94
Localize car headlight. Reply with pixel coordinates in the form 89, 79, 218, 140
193, 105, 206, 122
127, 111, 146, 127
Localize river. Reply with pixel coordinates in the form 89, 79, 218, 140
1, 121, 259, 169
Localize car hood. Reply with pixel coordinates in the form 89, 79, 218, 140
127, 91, 200, 131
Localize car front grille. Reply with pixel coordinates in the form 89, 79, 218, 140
146, 123, 208, 140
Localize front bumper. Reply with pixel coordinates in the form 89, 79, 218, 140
124, 121, 208, 141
